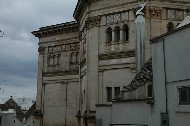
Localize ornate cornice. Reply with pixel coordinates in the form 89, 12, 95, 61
99, 50, 135, 60
149, 7, 162, 18
32, 21, 79, 38
38, 47, 45, 55
85, 16, 101, 29
43, 70, 79, 77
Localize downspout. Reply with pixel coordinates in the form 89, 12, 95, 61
78, 32, 82, 126
162, 38, 168, 113
62, 81, 69, 126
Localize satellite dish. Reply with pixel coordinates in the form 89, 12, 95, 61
0, 30, 4, 37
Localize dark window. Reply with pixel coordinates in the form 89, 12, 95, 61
70, 52, 75, 64
123, 24, 129, 41
107, 87, 112, 102
106, 27, 112, 44
167, 22, 174, 32
147, 84, 153, 98
115, 26, 120, 42
0, 117, 1, 125
179, 87, 190, 105
76, 52, 79, 63
114, 87, 120, 97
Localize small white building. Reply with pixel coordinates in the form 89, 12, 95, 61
96, 20, 190, 126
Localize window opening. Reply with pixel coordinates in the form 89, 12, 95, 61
167, 22, 174, 32
106, 27, 112, 44
114, 87, 120, 97
179, 87, 190, 105
107, 87, 112, 102
147, 84, 153, 98
123, 24, 129, 41
115, 26, 120, 42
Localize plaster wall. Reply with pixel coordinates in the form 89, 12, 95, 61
96, 105, 112, 126
164, 27, 190, 82
151, 40, 167, 126
1, 112, 22, 126
167, 80, 190, 126
111, 101, 151, 125
102, 68, 134, 103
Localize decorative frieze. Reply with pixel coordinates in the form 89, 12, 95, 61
149, 7, 162, 18
167, 9, 184, 20
99, 50, 135, 60
48, 43, 80, 53
106, 11, 129, 24
38, 47, 45, 55
105, 42, 128, 53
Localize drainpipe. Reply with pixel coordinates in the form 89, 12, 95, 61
62, 81, 69, 126
162, 38, 168, 113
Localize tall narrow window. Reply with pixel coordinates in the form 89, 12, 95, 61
106, 27, 112, 44
179, 87, 190, 105
76, 52, 79, 63
70, 52, 75, 64
123, 24, 129, 41
106, 87, 112, 102
167, 22, 174, 32
147, 84, 153, 98
114, 87, 120, 97
115, 26, 120, 42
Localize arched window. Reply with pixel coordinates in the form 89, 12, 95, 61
167, 22, 174, 32
123, 24, 129, 41
115, 26, 120, 42
70, 52, 75, 64
76, 52, 79, 63
48, 55, 53, 66
106, 27, 112, 44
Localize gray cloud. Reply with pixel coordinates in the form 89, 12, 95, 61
0, 0, 77, 98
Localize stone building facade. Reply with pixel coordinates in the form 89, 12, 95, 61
32, 22, 80, 126
32, 0, 190, 126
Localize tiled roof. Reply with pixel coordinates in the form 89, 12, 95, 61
123, 58, 153, 92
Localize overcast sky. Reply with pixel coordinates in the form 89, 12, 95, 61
0, 0, 77, 98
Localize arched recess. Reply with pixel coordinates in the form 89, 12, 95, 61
70, 52, 75, 64
106, 27, 112, 44
167, 22, 174, 32
123, 24, 129, 41
76, 52, 79, 63
115, 26, 120, 42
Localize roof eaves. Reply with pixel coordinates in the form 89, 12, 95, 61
150, 23, 190, 43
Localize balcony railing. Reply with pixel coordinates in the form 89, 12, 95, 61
105, 42, 129, 53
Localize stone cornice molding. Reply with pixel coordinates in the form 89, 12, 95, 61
99, 50, 135, 60
32, 21, 79, 38
74, 0, 97, 21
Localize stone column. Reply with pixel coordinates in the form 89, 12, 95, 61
120, 28, 124, 42
112, 29, 115, 43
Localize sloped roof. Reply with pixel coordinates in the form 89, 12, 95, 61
176, 16, 190, 28
123, 59, 152, 92
25, 101, 36, 120
1, 98, 25, 122
0, 98, 4, 104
